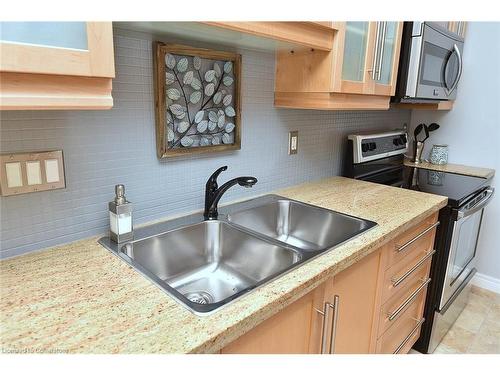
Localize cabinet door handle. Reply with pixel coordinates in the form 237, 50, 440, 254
395, 221, 439, 253
315, 295, 340, 354
376, 22, 387, 81
393, 317, 426, 354
328, 295, 340, 354
388, 278, 431, 322
371, 22, 382, 80
391, 250, 436, 287
315, 302, 331, 354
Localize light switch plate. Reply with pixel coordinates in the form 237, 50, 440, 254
0, 150, 65, 196
289, 131, 298, 155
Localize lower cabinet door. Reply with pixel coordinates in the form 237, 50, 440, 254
221, 283, 327, 354
325, 249, 382, 354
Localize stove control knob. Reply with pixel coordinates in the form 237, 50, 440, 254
393, 138, 399, 146
401, 134, 407, 144
369, 142, 376, 151
362, 143, 369, 153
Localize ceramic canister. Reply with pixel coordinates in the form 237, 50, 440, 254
429, 144, 449, 165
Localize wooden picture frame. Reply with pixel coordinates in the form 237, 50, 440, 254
153, 42, 242, 158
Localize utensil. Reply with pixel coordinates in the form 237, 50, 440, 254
421, 124, 430, 143
414, 123, 424, 141
428, 123, 440, 132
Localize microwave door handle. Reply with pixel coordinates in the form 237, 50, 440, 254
456, 188, 495, 219
445, 44, 463, 95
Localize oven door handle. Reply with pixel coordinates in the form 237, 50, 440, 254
444, 44, 463, 96
455, 188, 495, 220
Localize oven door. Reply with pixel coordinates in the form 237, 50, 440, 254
415, 24, 464, 100
439, 188, 495, 309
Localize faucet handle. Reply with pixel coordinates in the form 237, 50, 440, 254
207, 166, 228, 188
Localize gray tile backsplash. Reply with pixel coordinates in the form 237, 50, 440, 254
0, 30, 411, 258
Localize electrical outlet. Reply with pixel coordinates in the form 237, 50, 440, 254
289, 131, 298, 155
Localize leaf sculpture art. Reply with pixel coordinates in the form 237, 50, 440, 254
165, 53, 237, 149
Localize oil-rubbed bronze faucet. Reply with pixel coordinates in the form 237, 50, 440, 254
204, 166, 257, 220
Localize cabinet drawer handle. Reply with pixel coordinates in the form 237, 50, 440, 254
393, 317, 426, 354
387, 278, 431, 322
391, 250, 436, 287
395, 221, 439, 253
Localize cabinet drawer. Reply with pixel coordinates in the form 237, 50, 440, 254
376, 295, 426, 354
385, 214, 438, 270
378, 274, 430, 337
381, 249, 434, 303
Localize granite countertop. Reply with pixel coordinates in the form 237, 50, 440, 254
404, 159, 495, 179
0, 177, 447, 354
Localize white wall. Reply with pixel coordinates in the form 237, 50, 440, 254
410, 22, 500, 282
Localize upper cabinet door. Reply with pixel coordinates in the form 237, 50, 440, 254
337, 22, 402, 96
377, 22, 398, 85
341, 22, 370, 83
370, 22, 403, 96
0, 22, 115, 78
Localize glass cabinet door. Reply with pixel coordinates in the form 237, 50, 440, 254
0, 22, 88, 50
0, 22, 114, 78
341, 22, 370, 82
378, 22, 398, 85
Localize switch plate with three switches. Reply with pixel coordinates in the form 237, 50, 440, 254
0, 150, 65, 196
288, 131, 298, 155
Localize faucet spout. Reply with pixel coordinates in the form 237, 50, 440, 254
204, 167, 257, 220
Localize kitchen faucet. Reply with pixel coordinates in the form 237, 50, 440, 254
204, 166, 257, 220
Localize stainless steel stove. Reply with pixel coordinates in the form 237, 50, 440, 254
343, 129, 495, 353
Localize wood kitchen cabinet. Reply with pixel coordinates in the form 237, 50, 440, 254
222, 250, 382, 354
374, 213, 438, 353
221, 212, 439, 354
0, 22, 115, 110
274, 22, 403, 110
221, 283, 327, 354
204, 22, 336, 52
324, 249, 382, 353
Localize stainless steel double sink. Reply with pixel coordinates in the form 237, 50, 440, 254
99, 195, 376, 315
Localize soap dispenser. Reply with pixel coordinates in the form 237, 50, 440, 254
109, 184, 133, 243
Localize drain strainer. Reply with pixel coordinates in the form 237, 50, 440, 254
184, 291, 214, 304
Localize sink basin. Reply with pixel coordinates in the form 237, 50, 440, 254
227, 197, 376, 252
116, 220, 301, 314
99, 195, 376, 315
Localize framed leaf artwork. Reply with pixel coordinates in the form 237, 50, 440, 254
153, 42, 242, 158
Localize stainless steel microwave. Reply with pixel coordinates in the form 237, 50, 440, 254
393, 22, 464, 103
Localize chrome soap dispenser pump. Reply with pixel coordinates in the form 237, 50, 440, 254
109, 184, 133, 243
